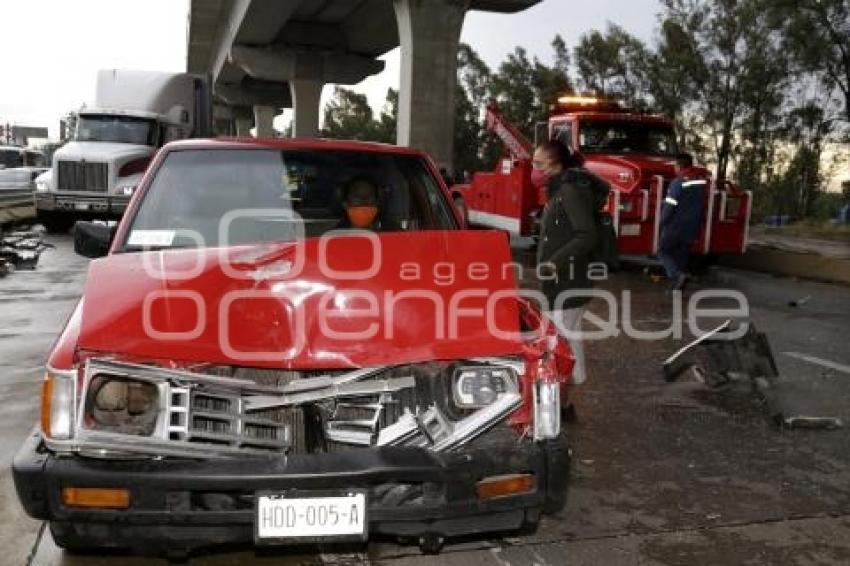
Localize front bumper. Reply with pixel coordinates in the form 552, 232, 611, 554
14, 427, 570, 552
36, 192, 130, 216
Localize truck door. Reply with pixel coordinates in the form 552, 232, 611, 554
704, 182, 752, 254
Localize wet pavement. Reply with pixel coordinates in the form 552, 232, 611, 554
3, 234, 850, 565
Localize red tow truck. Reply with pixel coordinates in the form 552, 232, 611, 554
451, 96, 752, 258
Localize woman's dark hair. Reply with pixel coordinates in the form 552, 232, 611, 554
537, 139, 583, 168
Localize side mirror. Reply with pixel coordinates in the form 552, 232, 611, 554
74, 222, 116, 258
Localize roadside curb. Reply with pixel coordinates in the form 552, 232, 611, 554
719, 245, 850, 286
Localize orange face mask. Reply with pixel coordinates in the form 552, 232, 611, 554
347, 206, 378, 228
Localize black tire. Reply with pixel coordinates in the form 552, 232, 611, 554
40, 214, 76, 234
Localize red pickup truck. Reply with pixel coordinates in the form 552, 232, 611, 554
14, 138, 573, 557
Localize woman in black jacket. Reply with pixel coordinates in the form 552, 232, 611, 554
532, 140, 608, 384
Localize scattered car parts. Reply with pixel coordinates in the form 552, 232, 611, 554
0, 228, 52, 275
663, 320, 843, 430
663, 320, 777, 388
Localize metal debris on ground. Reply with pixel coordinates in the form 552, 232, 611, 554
663, 320, 843, 430
778, 415, 843, 430
788, 295, 811, 307
0, 229, 53, 276
663, 320, 778, 388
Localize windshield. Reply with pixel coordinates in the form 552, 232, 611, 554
76, 115, 157, 145
579, 120, 678, 156
122, 148, 457, 250
0, 150, 23, 169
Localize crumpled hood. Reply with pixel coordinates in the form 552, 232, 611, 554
53, 141, 153, 164
78, 231, 523, 369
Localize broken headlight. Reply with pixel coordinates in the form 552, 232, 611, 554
41, 368, 77, 440
452, 366, 518, 409
84, 376, 160, 436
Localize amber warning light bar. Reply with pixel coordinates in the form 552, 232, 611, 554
556, 95, 622, 112
558, 95, 603, 105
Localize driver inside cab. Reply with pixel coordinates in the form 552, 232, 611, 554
341, 177, 381, 230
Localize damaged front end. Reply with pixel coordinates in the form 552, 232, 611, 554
43, 355, 538, 460
18, 230, 574, 553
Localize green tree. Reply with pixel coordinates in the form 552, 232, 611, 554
321, 87, 376, 141
457, 43, 492, 109
454, 83, 485, 176
732, 2, 789, 192
533, 36, 574, 121
574, 24, 650, 109
489, 47, 539, 137
488, 39, 573, 140
455, 43, 496, 174
644, 19, 705, 149
783, 103, 834, 217
776, 0, 850, 125
321, 87, 396, 144
659, 0, 790, 182
374, 88, 398, 144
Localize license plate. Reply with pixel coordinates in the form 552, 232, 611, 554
74, 202, 90, 211
255, 491, 367, 543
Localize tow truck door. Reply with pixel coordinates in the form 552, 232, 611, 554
705, 182, 752, 254
689, 181, 752, 255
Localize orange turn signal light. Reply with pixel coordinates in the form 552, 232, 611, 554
62, 487, 131, 509
476, 474, 536, 500
40, 374, 53, 437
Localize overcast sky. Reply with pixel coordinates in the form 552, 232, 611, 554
2, 0, 662, 139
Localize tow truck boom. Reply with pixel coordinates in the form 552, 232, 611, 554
484, 101, 533, 161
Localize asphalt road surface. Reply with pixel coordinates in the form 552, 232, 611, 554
2, 234, 849, 565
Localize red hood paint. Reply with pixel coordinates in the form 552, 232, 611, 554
582, 154, 676, 192
77, 231, 523, 369
582, 156, 714, 193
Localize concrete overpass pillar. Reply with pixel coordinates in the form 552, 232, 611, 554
394, 0, 470, 172
254, 105, 277, 137
289, 79, 324, 138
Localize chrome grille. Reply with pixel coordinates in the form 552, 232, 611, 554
69, 359, 523, 459
57, 160, 109, 192
166, 386, 297, 451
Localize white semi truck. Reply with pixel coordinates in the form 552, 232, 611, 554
36, 70, 211, 232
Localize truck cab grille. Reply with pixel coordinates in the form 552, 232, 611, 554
57, 161, 109, 192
